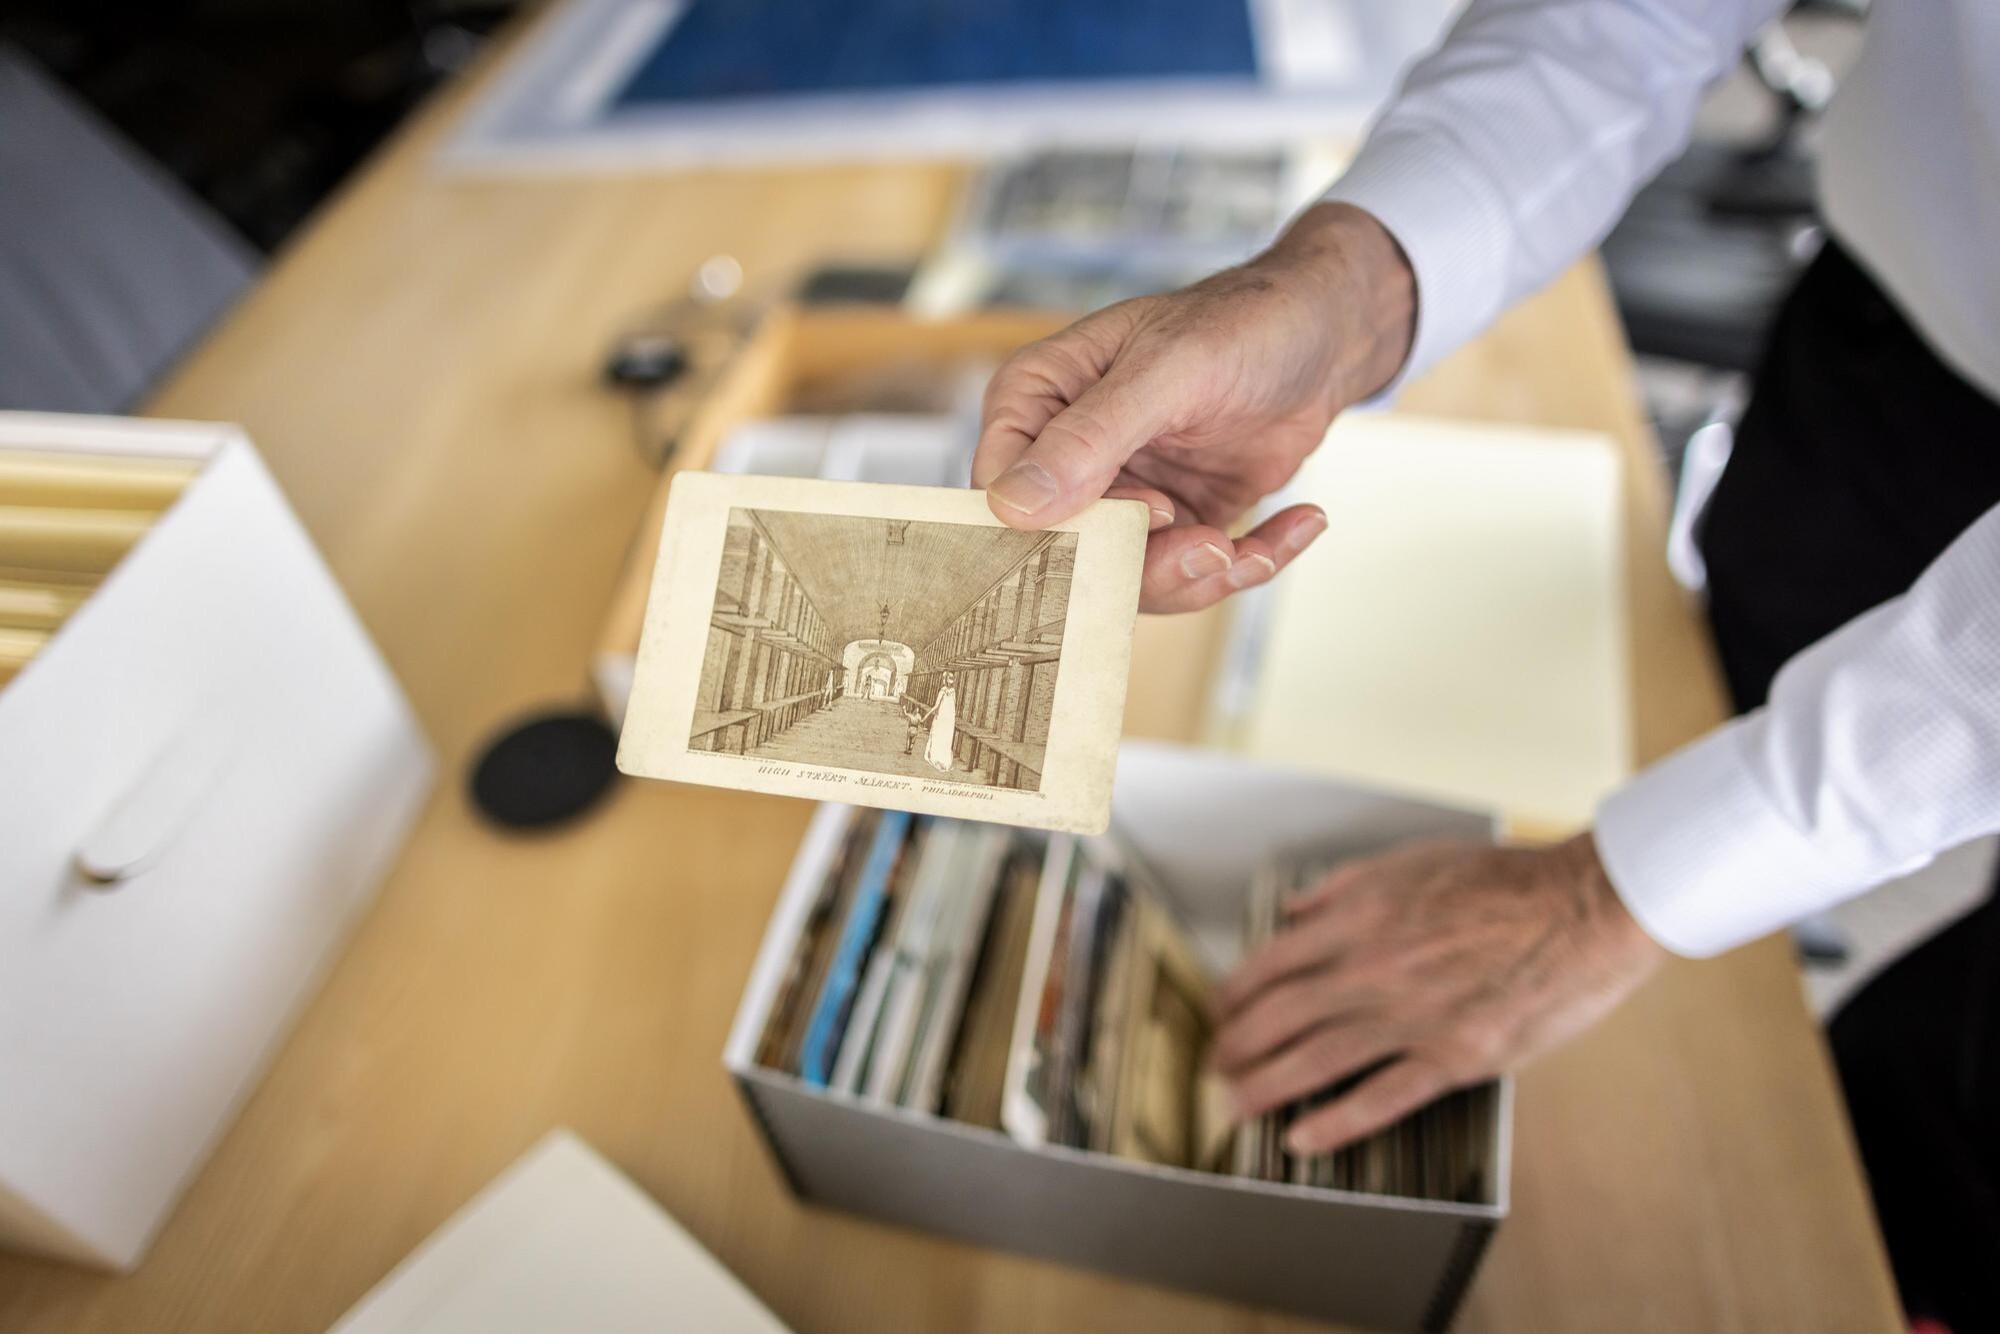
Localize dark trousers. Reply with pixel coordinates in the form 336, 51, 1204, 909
1698, 240, 2000, 1330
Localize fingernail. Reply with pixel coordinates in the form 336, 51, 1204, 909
1148, 505, 1174, 530
1284, 1127, 1320, 1156
1283, 511, 1328, 554
1180, 542, 1231, 580
1226, 552, 1277, 589
987, 461, 1060, 515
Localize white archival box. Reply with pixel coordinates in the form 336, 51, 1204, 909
727, 740, 1511, 1333
0, 412, 434, 1269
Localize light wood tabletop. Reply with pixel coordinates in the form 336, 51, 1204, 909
0, 14, 1902, 1334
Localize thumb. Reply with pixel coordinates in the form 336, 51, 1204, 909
978, 357, 1179, 529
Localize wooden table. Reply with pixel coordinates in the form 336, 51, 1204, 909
0, 16, 1901, 1334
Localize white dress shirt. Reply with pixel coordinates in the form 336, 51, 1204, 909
1321, 0, 2000, 956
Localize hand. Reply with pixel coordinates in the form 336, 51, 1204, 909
1209, 833, 1665, 1154
973, 203, 1418, 613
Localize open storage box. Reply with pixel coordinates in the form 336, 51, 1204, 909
727, 741, 1511, 1333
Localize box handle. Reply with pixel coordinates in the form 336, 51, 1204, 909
75, 709, 243, 885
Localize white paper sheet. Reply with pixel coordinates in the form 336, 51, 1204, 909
333, 1131, 791, 1334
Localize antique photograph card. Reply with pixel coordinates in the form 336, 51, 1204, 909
616, 473, 1148, 834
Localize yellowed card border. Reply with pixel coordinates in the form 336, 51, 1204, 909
616, 473, 1147, 834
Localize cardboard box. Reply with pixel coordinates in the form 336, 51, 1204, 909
726, 741, 1509, 1332
0, 413, 434, 1269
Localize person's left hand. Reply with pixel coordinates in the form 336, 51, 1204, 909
1208, 832, 1665, 1154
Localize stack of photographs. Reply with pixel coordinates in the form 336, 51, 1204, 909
1234, 855, 1493, 1204
757, 810, 1488, 1203
757, 809, 1018, 1108
1000, 833, 1231, 1170
757, 809, 1230, 1172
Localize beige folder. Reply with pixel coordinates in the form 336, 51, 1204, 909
1221, 413, 1631, 832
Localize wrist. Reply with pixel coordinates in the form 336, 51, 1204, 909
1258, 202, 1417, 406
1557, 830, 1667, 979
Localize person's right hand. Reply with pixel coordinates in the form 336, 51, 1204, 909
973, 202, 1417, 613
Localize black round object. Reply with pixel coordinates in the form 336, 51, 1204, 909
470, 710, 620, 829
603, 333, 689, 388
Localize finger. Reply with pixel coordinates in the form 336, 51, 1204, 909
1209, 973, 1344, 1075
1139, 525, 1236, 612
1283, 858, 1374, 918
1138, 527, 1283, 616
1103, 483, 1176, 530
1243, 503, 1329, 570
1286, 840, 1456, 919
1137, 503, 1328, 615
982, 362, 1179, 529
1212, 918, 1336, 1019
1141, 565, 1251, 614
1227, 1022, 1400, 1121
1282, 1059, 1456, 1156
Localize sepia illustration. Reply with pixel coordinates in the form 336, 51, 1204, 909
688, 507, 1076, 792
618, 473, 1146, 834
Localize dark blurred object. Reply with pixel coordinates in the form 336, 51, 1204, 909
1601, 142, 1822, 372
602, 332, 690, 390
604, 255, 756, 468
796, 263, 916, 307
0, 45, 255, 410
1832, 887, 2000, 1334
1603, 7, 1861, 373
469, 709, 620, 830
1793, 912, 1853, 965
0, 0, 520, 252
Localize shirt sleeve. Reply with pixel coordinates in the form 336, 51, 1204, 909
1322, 0, 1792, 383
1595, 503, 2000, 957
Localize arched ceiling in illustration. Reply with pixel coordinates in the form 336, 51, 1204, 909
745, 509, 1052, 657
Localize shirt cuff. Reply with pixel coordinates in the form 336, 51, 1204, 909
1319, 122, 1515, 391
1593, 716, 1932, 958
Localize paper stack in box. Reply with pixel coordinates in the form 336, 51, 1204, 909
751, 804, 1496, 1203
0, 442, 200, 690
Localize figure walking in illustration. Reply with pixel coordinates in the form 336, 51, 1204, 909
922, 672, 958, 772
902, 699, 924, 755
822, 668, 836, 709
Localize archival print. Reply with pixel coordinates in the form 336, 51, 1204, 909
617, 473, 1147, 834
689, 508, 1074, 792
